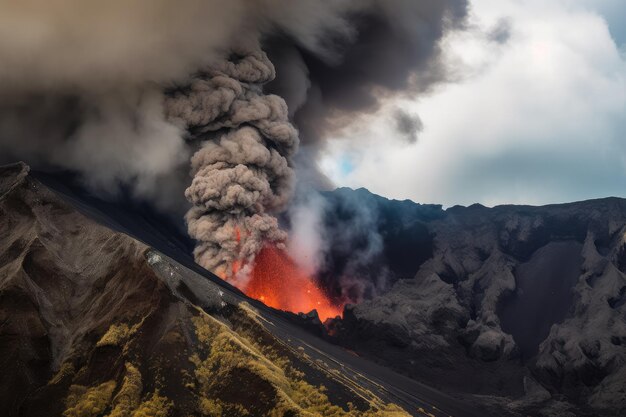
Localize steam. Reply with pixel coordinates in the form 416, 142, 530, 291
287, 188, 329, 277
286, 186, 389, 304
0, 0, 469, 286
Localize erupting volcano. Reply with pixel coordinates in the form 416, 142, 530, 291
241, 246, 344, 321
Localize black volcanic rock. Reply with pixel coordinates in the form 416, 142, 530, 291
315, 187, 441, 302
3, 163, 475, 417
4, 163, 623, 417
326, 188, 626, 417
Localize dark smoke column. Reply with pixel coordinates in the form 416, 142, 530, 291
165, 47, 298, 285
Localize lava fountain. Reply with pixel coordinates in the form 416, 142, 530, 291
242, 245, 344, 321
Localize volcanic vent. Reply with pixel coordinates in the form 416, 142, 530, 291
246, 245, 343, 321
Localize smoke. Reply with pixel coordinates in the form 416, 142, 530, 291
286, 186, 440, 305
268, 0, 469, 151
168, 48, 298, 282
286, 186, 388, 304
394, 109, 424, 144
317, 188, 390, 303
0, 88, 190, 212
0, 0, 469, 285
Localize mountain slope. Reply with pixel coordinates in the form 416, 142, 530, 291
0, 162, 485, 417
6, 162, 624, 416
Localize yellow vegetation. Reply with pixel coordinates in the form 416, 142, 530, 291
63, 299, 408, 417
198, 398, 223, 416
64, 381, 117, 417
106, 363, 142, 417
63, 362, 172, 417
190, 311, 411, 417
97, 319, 146, 348
97, 324, 132, 347
130, 391, 173, 417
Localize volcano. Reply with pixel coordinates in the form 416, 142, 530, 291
2, 163, 625, 417
0, 163, 485, 417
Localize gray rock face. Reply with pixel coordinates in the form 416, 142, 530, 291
535, 233, 626, 414
332, 190, 626, 416
344, 274, 468, 350
2, 163, 442, 417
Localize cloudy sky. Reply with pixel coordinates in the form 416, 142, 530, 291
320, 0, 626, 207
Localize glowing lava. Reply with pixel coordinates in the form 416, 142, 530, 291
243, 245, 343, 321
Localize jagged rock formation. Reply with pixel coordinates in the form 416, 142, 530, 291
0, 163, 427, 417
325, 188, 626, 417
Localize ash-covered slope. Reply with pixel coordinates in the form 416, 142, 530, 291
0, 162, 487, 417
323, 188, 626, 417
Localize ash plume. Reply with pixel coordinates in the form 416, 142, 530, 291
267, 0, 469, 151
0, 0, 469, 282
165, 48, 298, 282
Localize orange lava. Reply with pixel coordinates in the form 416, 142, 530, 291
243, 245, 343, 321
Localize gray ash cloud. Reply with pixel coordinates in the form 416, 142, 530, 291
394, 109, 424, 144
0, 0, 468, 279
267, 1, 468, 146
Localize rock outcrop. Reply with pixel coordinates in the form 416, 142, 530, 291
327, 189, 626, 417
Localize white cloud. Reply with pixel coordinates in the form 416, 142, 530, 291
321, 0, 626, 207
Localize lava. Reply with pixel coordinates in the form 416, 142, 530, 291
243, 245, 343, 321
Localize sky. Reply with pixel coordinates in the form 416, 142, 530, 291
319, 0, 626, 207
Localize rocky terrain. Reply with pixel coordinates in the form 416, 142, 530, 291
1, 163, 487, 417
321, 188, 626, 417
3, 162, 624, 417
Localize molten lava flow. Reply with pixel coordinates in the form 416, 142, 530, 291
244, 245, 343, 321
